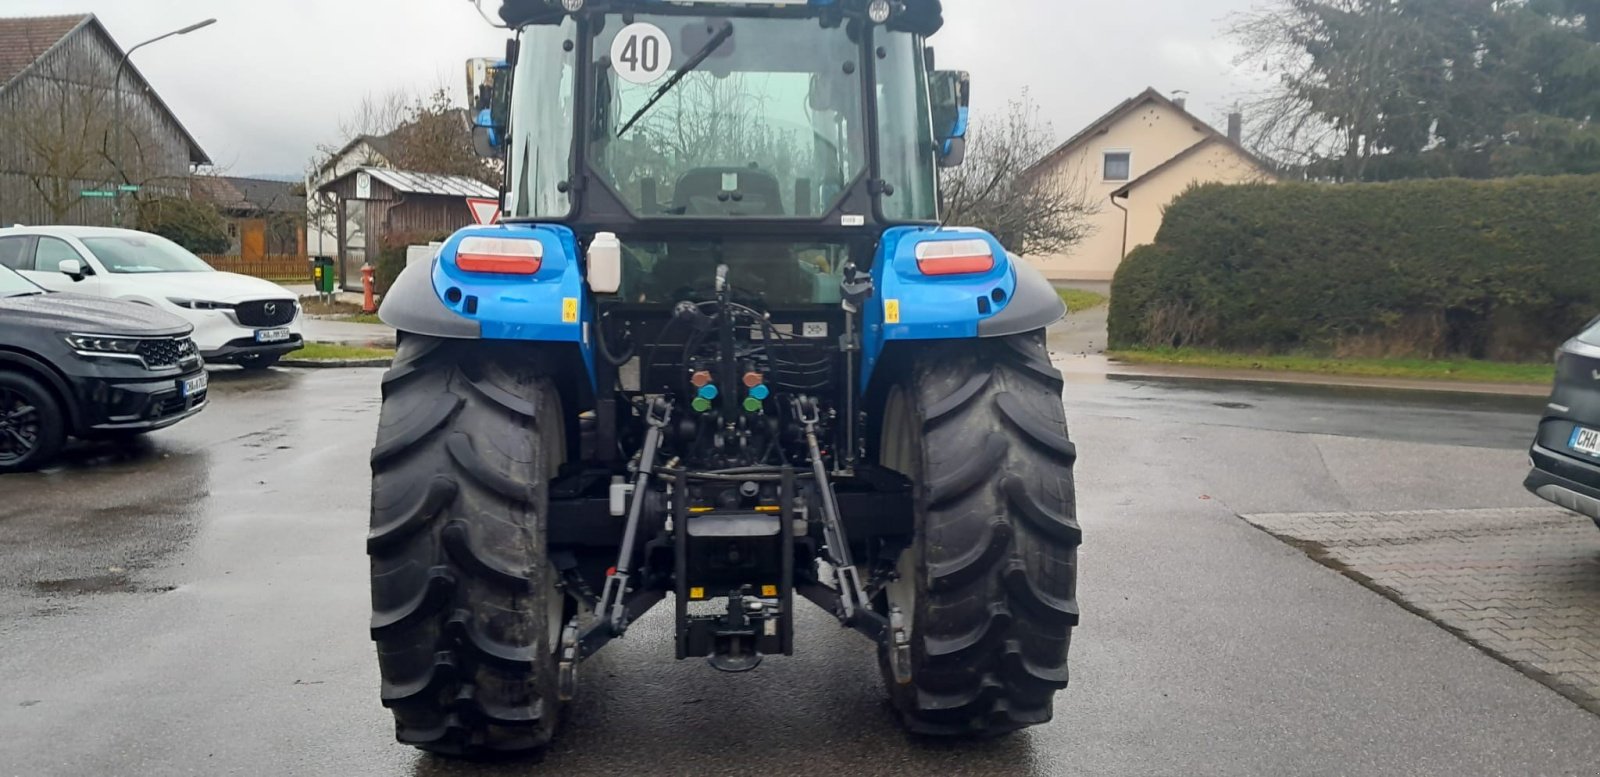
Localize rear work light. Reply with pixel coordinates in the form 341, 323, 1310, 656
456, 236, 543, 275
915, 239, 995, 276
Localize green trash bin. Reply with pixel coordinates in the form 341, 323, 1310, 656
310, 256, 336, 294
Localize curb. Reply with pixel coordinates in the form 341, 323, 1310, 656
1094, 361, 1549, 397
280, 358, 393, 369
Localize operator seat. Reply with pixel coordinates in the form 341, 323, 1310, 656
672, 167, 785, 217
642, 167, 817, 303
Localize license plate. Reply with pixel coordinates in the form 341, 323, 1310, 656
180, 373, 208, 398
255, 328, 291, 343
1571, 427, 1600, 457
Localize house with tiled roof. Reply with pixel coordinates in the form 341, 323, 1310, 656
1020, 88, 1275, 281
0, 13, 209, 226
192, 176, 307, 259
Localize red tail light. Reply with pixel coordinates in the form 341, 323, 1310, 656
915, 239, 995, 276
456, 236, 543, 275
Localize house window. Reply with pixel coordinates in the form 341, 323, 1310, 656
1103, 151, 1132, 182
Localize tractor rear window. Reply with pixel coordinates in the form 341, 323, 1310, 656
590, 15, 867, 221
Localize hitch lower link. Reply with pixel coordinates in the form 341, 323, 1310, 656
562, 399, 672, 697
793, 398, 910, 683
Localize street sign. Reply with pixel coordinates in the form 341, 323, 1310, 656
80, 191, 116, 198
117, 184, 140, 192
466, 197, 501, 226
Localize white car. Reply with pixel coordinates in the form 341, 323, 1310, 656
0, 226, 304, 369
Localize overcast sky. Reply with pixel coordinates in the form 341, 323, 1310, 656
7, 0, 1269, 177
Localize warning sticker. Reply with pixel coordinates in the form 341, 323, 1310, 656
562, 298, 579, 323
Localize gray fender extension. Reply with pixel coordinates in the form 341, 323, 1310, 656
378, 262, 481, 339
977, 254, 1066, 337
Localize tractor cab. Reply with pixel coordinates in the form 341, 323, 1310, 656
475, 0, 970, 305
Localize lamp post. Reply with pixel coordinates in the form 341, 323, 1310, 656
112, 17, 216, 223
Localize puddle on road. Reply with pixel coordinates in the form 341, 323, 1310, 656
1, 446, 211, 608
32, 573, 178, 597
204, 366, 303, 395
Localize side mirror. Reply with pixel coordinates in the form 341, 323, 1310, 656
930, 70, 970, 168
469, 60, 512, 157
941, 136, 967, 168
58, 259, 85, 280
472, 125, 500, 158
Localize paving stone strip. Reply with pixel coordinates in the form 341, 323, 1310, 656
1242, 508, 1600, 715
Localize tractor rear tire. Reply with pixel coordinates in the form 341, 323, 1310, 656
367, 334, 567, 758
878, 331, 1080, 737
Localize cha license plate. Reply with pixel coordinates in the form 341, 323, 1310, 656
1570, 426, 1600, 457
255, 328, 291, 344
180, 373, 208, 398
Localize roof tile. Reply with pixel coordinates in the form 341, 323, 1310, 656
0, 14, 89, 87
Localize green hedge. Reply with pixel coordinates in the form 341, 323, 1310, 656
1108, 176, 1600, 361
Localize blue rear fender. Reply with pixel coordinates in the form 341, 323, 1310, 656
377, 223, 596, 389
861, 226, 1064, 391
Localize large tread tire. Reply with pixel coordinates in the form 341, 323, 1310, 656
878, 331, 1080, 737
368, 335, 565, 758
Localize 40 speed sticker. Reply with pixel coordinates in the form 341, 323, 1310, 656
611, 23, 673, 85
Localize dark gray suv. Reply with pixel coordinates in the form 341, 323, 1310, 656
0, 265, 207, 473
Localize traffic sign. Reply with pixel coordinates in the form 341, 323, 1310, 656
466, 197, 501, 226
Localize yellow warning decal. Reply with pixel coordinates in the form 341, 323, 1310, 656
689, 587, 706, 601
884, 299, 900, 324
761, 585, 778, 597
562, 297, 579, 323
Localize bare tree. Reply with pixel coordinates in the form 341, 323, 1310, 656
338, 90, 410, 143
943, 93, 1098, 255
0, 24, 173, 223
388, 88, 499, 185
1229, 0, 1499, 180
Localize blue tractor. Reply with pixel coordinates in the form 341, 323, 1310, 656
369, 0, 1079, 756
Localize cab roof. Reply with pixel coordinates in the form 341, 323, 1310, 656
500, 0, 943, 36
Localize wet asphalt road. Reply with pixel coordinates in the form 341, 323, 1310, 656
4, 366, 1600, 776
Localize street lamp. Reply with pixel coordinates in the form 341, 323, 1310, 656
112, 17, 216, 221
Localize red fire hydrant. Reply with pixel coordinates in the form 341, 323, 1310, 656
361, 262, 377, 314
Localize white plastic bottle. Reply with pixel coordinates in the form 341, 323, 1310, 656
588, 232, 622, 294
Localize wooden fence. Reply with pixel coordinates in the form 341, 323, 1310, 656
200, 254, 311, 282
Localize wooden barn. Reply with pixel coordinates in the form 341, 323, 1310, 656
316, 166, 495, 291
0, 14, 210, 227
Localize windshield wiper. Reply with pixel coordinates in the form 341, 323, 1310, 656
616, 22, 734, 138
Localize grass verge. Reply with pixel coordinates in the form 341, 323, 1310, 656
1058, 287, 1108, 313
293, 342, 396, 361
1108, 347, 1555, 385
